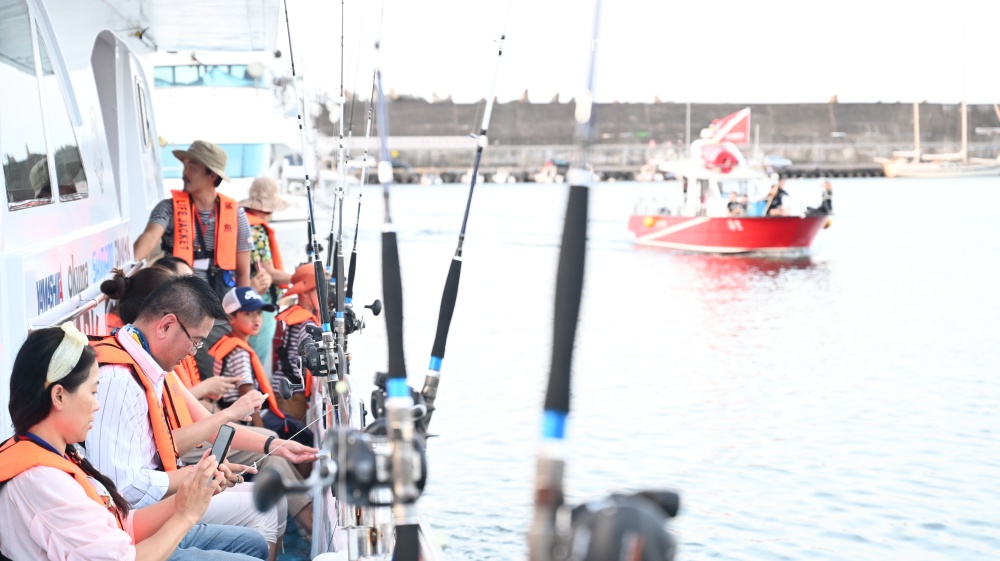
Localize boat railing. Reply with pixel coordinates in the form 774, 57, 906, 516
27, 260, 145, 332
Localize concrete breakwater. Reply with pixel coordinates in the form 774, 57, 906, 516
317, 100, 1000, 180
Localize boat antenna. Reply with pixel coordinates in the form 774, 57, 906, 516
528, 1, 599, 559
418, 0, 513, 436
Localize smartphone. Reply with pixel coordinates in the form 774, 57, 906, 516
207, 424, 236, 487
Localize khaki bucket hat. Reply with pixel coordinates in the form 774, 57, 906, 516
172, 140, 230, 183
239, 176, 290, 213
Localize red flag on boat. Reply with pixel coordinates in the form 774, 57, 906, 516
710, 108, 751, 144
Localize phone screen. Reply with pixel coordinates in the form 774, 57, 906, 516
210, 424, 236, 465
206, 424, 236, 487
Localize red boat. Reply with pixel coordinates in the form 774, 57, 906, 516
627, 214, 828, 253
630, 108, 829, 254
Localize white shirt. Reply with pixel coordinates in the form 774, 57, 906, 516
0, 465, 137, 560
84, 329, 171, 509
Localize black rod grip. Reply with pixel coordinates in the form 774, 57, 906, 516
314, 260, 331, 327
544, 185, 588, 415
430, 258, 462, 360
346, 250, 358, 300
336, 252, 346, 314
382, 231, 407, 379
392, 524, 420, 561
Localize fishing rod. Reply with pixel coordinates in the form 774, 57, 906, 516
343, 3, 384, 330
326, 0, 345, 270
280, 1, 357, 555
529, 3, 681, 559
327, 0, 349, 375
418, 0, 513, 437
373, 34, 426, 561
347, 68, 378, 304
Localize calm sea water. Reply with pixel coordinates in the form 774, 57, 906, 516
274, 177, 1000, 560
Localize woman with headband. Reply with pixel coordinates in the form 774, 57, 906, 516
0, 324, 268, 560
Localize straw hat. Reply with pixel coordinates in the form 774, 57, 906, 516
172, 140, 230, 183
239, 176, 290, 213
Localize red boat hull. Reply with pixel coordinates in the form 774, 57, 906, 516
627, 214, 827, 253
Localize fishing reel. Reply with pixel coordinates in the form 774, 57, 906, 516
298, 324, 336, 377
558, 491, 680, 561
341, 298, 383, 336
367, 372, 429, 431
252, 422, 427, 510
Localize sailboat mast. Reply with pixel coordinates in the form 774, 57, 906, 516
961, 100, 968, 164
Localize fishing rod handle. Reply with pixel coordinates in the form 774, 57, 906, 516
382, 230, 407, 379
529, 454, 566, 561
545, 185, 588, 415
416, 372, 439, 435
429, 257, 462, 361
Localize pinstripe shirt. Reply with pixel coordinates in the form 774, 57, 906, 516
84, 330, 171, 509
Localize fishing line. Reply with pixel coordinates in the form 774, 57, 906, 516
236, 402, 332, 476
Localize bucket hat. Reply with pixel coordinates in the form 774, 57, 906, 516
172, 140, 231, 183
239, 176, 290, 213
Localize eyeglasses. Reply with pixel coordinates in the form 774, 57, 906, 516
168, 313, 204, 354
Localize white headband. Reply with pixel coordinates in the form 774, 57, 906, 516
45, 323, 88, 388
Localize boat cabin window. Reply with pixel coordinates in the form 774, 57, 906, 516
136, 80, 153, 152
37, 25, 88, 203
153, 64, 263, 88
161, 143, 270, 180
0, 0, 54, 210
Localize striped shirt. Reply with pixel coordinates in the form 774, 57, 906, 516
214, 345, 254, 404
274, 319, 315, 394
149, 198, 252, 280
84, 330, 171, 509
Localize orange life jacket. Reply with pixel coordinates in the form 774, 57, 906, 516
0, 437, 124, 529
274, 305, 320, 397
89, 335, 180, 471
245, 212, 288, 288
208, 334, 285, 419
170, 190, 238, 270
174, 355, 200, 389
163, 372, 195, 430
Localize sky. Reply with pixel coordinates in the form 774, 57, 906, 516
286, 0, 1000, 106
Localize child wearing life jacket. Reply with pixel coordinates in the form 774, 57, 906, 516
212, 287, 313, 447
272, 263, 324, 422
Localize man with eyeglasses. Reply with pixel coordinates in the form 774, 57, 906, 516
86, 276, 237, 502
84, 276, 283, 549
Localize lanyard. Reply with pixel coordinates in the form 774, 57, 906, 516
19, 433, 67, 459
190, 193, 219, 252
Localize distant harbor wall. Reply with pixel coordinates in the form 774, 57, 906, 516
317, 101, 1000, 177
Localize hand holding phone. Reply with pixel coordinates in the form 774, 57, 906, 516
207, 424, 236, 487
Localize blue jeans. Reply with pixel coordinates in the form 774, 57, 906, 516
169, 523, 269, 560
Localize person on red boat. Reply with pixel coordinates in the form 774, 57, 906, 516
766, 180, 790, 216
727, 192, 746, 216
807, 180, 833, 216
